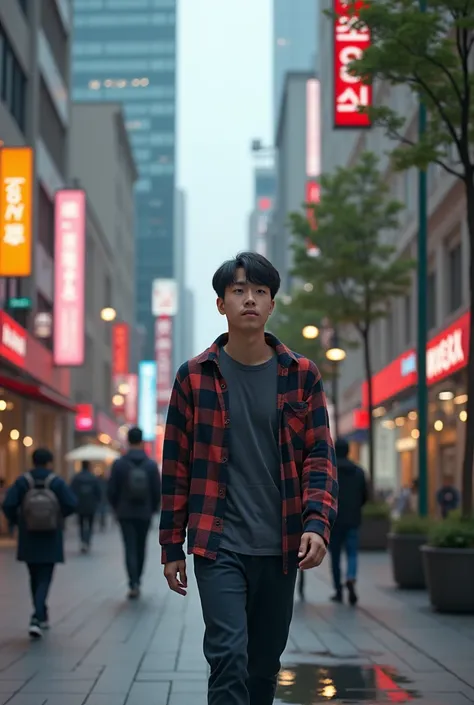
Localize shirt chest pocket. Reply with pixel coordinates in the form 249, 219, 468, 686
283, 401, 309, 449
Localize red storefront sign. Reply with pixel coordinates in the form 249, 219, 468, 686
362, 311, 470, 408
334, 0, 371, 128
75, 403, 94, 432
155, 315, 173, 407
0, 311, 27, 369
112, 323, 129, 377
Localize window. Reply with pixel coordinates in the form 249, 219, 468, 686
0, 27, 27, 131
427, 272, 437, 330
39, 77, 66, 174
448, 243, 462, 312
74, 12, 175, 27
41, 0, 68, 82
404, 294, 412, 345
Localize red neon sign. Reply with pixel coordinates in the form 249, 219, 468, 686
334, 0, 371, 128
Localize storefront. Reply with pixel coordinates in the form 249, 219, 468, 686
0, 311, 76, 490
73, 404, 125, 476
360, 310, 470, 512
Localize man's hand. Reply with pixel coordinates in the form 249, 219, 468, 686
164, 560, 188, 596
298, 532, 326, 570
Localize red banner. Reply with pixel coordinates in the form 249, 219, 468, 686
334, 0, 371, 128
112, 323, 129, 377
155, 316, 173, 407
75, 403, 94, 432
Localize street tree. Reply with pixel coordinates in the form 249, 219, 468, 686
268, 296, 326, 366
344, 0, 474, 517
289, 151, 415, 490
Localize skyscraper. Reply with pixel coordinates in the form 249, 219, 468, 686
273, 0, 317, 126
72, 1, 177, 359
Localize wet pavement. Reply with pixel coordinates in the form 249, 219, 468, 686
1, 525, 474, 704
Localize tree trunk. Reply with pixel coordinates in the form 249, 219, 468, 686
362, 327, 375, 497
461, 176, 474, 519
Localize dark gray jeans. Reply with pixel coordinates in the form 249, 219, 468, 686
194, 549, 297, 705
119, 519, 150, 588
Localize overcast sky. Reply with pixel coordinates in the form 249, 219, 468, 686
177, 0, 273, 354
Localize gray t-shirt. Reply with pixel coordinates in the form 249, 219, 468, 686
219, 347, 282, 555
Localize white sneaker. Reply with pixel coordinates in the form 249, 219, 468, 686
28, 621, 43, 639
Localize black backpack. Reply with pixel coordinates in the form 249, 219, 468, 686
75, 476, 97, 514
126, 461, 149, 503
22, 473, 61, 532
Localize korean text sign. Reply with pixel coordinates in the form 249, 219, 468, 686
334, 0, 371, 128
113, 323, 129, 377
0, 147, 33, 276
53, 190, 86, 366
155, 316, 173, 407
138, 361, 157, 442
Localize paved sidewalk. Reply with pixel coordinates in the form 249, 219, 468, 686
0, 527, 473, 704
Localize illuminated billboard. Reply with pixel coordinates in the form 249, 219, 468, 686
0, 147, 33, 276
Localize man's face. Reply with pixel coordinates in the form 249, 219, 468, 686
217, 268, 274, 331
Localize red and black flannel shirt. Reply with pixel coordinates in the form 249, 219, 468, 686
159, 333, 338, 572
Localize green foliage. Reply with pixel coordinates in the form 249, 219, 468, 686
267, 296, 325, 366
427, 518, 474, 549
339, 0, 474, 176
289, 152, 415, 336
363, 501, 391, 518
392, 514, 433, 535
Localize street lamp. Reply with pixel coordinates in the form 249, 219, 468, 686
101, 307, 117, 322
326, 346, 346, 363
302, 325, 319, 340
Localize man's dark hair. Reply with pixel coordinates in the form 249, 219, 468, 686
32, 448, 54, 467
212, 252, 281, 300
128, 426, 143, 445
82, 460, 90, 471
335, 438, 350, 458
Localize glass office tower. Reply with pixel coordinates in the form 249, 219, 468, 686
72, 1, 177, 359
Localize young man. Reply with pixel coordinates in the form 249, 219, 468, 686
108, 426, 161, 599
70, 460, 102, 553
328, 438, 367, 606
160, 252, 338, 705
2, 448, 77, 639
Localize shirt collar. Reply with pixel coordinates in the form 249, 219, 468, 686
195, 332, 298, 368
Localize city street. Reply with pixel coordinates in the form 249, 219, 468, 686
0, 526, 473, 704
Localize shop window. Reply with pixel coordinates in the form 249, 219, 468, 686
448, 243, 462, 313
427, 272, 436, 330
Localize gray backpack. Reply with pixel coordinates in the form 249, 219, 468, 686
126, 462, 149, 503
22, 473, 61, 532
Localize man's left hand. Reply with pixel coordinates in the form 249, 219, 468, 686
298, 532, 326, 570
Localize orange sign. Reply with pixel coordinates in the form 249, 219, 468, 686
0, 147, 33, 276
112, 322, 129, 376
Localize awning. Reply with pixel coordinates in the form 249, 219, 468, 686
0, 374, 77, 413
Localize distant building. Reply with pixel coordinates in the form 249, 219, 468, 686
248, 168, 276, 257
71, 1, 178, 359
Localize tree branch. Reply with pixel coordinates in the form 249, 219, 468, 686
383, 127, 464, 178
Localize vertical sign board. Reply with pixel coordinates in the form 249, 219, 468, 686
138, 361, 157, 442
124, 373, 138, 424
155, 316, 173, 408
112, 323, 129, 377
152, 278, 178, 317
0, 147, 33, 276
53, 190, 86, 366
334, 0, 372, 128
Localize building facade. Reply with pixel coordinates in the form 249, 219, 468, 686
248, 167, 275, 257
273, 0, 317, 128
318, 2, 470, 507
0, 0, 76, 499
72, 0, 177, 359
69, 102, 137, 449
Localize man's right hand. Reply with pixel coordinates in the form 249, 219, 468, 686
164, 560, 188, 596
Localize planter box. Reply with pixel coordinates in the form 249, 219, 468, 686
388, 533, 426, 589
359, 515, 390, 551
422, 546, 474, 613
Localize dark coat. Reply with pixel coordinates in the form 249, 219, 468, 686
107, 449, 161, 521
2, 468, 78, 564
70, 469, 102, 515
334, 457, 368, 529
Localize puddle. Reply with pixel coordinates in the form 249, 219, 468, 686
275, 663, 419, 703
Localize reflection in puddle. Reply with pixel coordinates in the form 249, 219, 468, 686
276, 663, 419, 703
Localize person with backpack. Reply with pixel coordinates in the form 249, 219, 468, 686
107, 426, 161, 599
1, 448, 77, 639
70, 460, 102, 553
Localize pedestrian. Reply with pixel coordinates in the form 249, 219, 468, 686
436, 475, 460, 519
1, 448, 77, 639
70, 460, 102, 553
107, 426, 161, 599
328, 438, 367, 606
160, 252, 338, 705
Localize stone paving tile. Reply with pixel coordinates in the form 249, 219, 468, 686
2, 531, 474, 704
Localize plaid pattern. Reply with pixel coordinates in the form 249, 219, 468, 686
159, 333, 338, 572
